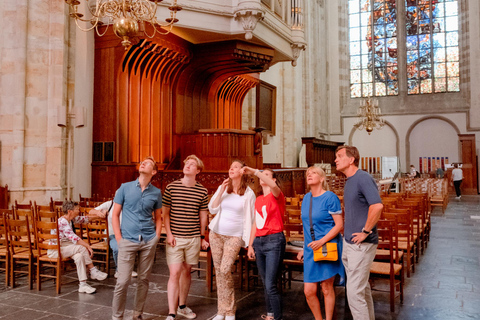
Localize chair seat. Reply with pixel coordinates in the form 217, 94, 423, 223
38, 255, 70, 263
376, 249, 404, 260
91, 242, 108, 250
12, 250, 38, 259
370, 261, 402, 275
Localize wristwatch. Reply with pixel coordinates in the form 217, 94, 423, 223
362, 228, 372, 235
200, 235, 205, 240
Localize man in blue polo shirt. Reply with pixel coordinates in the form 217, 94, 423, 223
335, 146, 383, 320
111, 156, 162, 320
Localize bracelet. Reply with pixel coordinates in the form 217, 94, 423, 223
254, 169, 260, 177
200, 235, 205, 239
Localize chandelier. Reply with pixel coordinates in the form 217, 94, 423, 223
65, 0, 182, 49
355, 96, 385, 135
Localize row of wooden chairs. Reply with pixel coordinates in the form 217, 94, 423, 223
0, 202, 110, 294
370, 190, 434, 312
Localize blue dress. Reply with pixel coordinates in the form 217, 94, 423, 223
301, 191, 345, 284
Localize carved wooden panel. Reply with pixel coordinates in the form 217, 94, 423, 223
302, 137, 345, 168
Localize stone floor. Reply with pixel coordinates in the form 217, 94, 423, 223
0, 195, 479, 320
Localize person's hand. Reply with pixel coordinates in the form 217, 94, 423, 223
220, 178, 229, 192
242, 166, 256, 175
351, 232, 369, 244
167, 234, 176, 247
98, 209, 107, 218
86, 245, 93, 257
201, 239, 209, 250
247, 246, 255, 259
297, 250, 304, 261
307, 240, 324, 251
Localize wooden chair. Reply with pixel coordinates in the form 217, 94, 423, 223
383, 211, 415, 277
192, 248, 214, 291
398, 200, 423, 259
370, 224, 404, 312
282, 224, 304, 288
86, 217, 110, 275
0, 209, 12, 286
6, 214, 37, 289
35, 219, 71, 294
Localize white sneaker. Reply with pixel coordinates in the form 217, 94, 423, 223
212, 315, 225, 320
166, 316, 175, 320
177, 306, 196, 319
90, 267, 108, 281
78, 282, 96, 294
225, 316, 235, 320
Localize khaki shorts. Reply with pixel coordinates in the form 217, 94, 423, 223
166, 236, 201, 265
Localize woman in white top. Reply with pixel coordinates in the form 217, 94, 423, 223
208, 160, 255, 320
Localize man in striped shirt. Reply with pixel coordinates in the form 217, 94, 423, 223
163, 155, 210, 320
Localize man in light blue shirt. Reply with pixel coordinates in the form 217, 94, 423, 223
111, 156, 162, 320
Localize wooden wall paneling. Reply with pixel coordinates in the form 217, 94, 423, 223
117, 50, 134, 164
139, 52, 155, 160
458, 134, 478, 194
128, 60, 141, 164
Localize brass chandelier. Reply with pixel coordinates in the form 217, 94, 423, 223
65, 0, 182, 49
355, 96, 385, 135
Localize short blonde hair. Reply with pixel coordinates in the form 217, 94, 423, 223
306, 166, 329, 191
143, 156, 158, 171
184, 155, 204, 172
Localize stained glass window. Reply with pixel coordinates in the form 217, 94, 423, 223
349, 0, 459, 97
349, 0, 398, 98
406, 0, 459, 94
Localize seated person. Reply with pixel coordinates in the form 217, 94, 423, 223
94, 200, 138, 278
47, 200, 108, 294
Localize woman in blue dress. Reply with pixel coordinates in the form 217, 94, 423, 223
297, 166, 345, 320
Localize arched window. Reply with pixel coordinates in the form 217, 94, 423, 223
349, 0, 459, 98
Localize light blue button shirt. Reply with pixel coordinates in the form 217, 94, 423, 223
114, 179, 162, 243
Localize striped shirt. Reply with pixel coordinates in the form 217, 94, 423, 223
162, 180, 209, 237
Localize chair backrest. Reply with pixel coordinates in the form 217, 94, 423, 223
0, 209, 12, 248
86, 217, 109, 245
376, 226, 395, 270
13, 201, 34, 220
377, 219, 401, 264
286, 209, 302, 224
35, 220, 62, 258
34, 201, 58, 222
6, 214, 33, 256
284, 223, 303, 242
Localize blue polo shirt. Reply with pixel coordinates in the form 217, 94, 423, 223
114, 179, 162, 243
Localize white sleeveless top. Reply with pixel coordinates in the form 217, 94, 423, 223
211, 193, 244, 237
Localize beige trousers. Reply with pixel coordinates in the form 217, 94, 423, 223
47, 241, 92, 282
342, 240, 378, 320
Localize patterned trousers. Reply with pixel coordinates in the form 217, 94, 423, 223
209, 231, 243, 316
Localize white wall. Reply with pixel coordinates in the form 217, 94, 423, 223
409, 119, 460, 167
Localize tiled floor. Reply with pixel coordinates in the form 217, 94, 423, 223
0, 195, 479, 319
